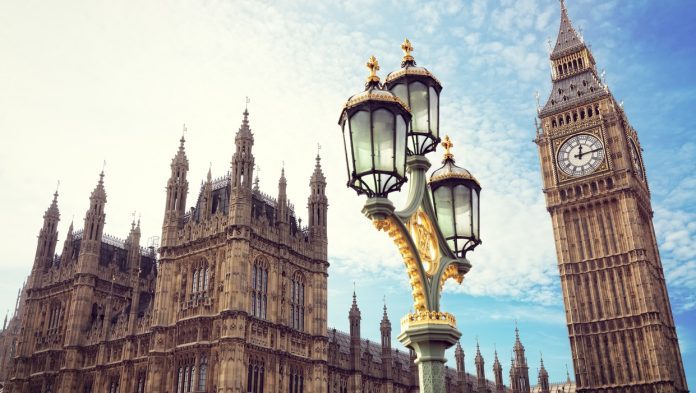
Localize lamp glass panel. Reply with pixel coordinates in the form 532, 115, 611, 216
472, 189, 480, 239
396, 114, 407, 176
409, 81, 429, 133
349, 110, 372, 173
434, 186, 454, 238
342, 121, 353, 177
391, 83, 408, 106
453, 184, 472, 238
373, 109, 395, 171
429, 86, 439, 137
362, 175, 377, 195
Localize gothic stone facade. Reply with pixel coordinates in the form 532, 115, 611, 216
1, 110, 517, 393
534, 2, 688, 393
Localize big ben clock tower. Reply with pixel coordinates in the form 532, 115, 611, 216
535, 2, 688, 392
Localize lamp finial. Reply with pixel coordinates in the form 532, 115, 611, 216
401, 38, 414, 64
366, 56, 380, 84
442, 135, 454, 161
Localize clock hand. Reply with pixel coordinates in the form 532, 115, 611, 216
574, 146, 603, 159
583, 147, 604, 155
574, 145, 584, 159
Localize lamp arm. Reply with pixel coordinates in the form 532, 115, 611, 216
395, 155, 431, 220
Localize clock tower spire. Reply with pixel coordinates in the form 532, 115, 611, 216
535, 2, 688, 393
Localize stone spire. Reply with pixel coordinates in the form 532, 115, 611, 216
231, 108, 255, 191
455, 341, 466, 382
566, 364, 572, 384
277, 167, 289, 225
475, 340, 486, 392
550, 0, 585, 59
202, 166, 214, 220
510, 324, 531, 393
380, 299, 393, 379
380, 300, 391, 349
162, 129, 189, 247
538, 354, 550, 393
126, 215, 141, 272
82, 171, 107, 242
540, 0, 606, 118
32, 189, 61, 278
493, 348, 505, 392
349, 289, 361, 370
308, 153, 328, 257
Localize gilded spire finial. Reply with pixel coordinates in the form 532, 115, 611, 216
442, 135, 454, 161
366, 56, 380, 83
401, 38, 414, 62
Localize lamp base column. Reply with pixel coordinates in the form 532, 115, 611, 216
397, 321, 461, 393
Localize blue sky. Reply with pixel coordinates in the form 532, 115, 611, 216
0, 0, 694, 388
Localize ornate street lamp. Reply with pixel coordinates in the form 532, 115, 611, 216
430, 136, 481, 258
339, 56, 412, 198
339, 40, 482, 393
385, 39, 442, 156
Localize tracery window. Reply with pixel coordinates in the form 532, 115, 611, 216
290, 273, 305, 331
251, 260, 268, 319
136, 373, 146, 393
198, 356, 208, 391
289, 366, 304, 393
177, 354, 206, 393
247, 356, 265, 393
177, 357, 195, 393
191, 260, 209, 300
108, 378, 120, 393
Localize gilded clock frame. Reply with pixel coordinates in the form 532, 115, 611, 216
551, 123, 611, 184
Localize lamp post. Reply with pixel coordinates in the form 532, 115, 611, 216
339, 40, 481, 393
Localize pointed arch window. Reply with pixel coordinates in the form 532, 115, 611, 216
290, 273, 305, 331
247, 357, 265, 393
198, 356, 208, 391
108, 378, 120, 393
136, 373, 146, 393
289, 366, 304, 393
251, 260, 268, 319
190, 259, 210, 301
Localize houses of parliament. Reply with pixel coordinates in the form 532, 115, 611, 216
0, 2, 688, 393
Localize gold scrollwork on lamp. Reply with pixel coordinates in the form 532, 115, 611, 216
374, 217, 427, 312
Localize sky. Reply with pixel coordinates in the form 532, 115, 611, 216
0, 0, 694, 388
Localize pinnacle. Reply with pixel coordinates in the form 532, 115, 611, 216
237, 108, 253, 139
90, 170, 107, 202
551, 0, 585, 59
311, 153, 326, 184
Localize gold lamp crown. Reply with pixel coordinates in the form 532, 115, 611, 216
366, 55, 380, 83
401, 38, 414, 63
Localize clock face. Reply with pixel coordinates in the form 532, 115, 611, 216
629, 139, 644, 180
557, 134, 605, 177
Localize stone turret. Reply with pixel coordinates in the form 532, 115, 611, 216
308, 153, 328, 259
77, 171, 107, 274
538, 355, 550, 393
475, 341, 487, 393
30, 190, 60, 286
349, 291, 361, 370
493, 349, 504, 392
162, 131, 189, 247
380, 302, 393, 380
